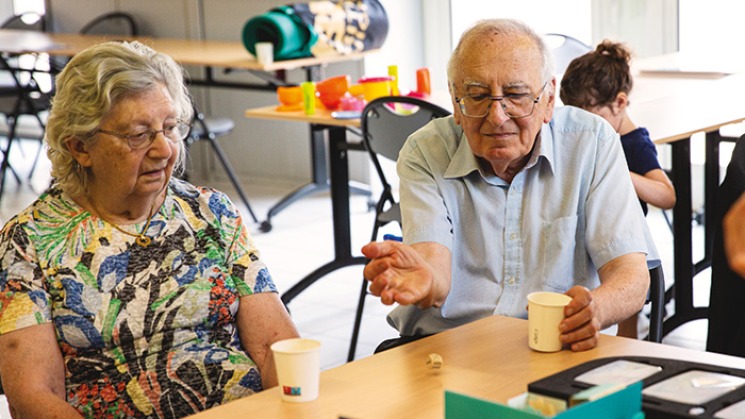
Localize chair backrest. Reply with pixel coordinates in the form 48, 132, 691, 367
361, 96, 450, 189
0, 12, 45, 31
80, 12, 138, 36
543, 33, 591, 74
647, 263, 665, 343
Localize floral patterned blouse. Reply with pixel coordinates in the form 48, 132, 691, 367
0, 178, 277, 418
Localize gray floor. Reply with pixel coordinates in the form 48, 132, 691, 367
0, 139, 711, 374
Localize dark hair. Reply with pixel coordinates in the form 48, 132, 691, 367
559, 40, 633, 109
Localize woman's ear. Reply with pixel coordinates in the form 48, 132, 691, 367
614, 92, 629, 113
64, 136, 93, 168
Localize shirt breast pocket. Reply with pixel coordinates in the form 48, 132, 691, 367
541, 215, 580, 290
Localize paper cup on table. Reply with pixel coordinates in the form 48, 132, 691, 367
255, 41, 274, 66
271, 338, 321, 402
527, 292, 572, 352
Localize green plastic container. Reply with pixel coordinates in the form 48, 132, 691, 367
242, 6, 317, 60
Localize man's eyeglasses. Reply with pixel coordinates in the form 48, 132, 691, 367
455, 82, 548, 119
94, 119, 192, 150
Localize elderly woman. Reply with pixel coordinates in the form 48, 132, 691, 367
0, 41, 299, 418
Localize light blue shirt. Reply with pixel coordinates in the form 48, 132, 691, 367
389, 105, 657, 336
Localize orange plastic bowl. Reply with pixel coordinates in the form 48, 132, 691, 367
277, 85, 303, 106
316, 75, 350, 97
316, 75, 350, 109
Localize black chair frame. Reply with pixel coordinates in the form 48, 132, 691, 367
347, 96, 450, 362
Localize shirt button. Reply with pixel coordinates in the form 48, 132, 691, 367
507, 277, 516, 285
510, 233, 517, 240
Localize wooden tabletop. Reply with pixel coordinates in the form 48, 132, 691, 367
186, 316, 745, 418
0, 28, 373, 71
245, 105, 362, 128
631, 72, 745, 144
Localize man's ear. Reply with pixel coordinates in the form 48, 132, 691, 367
64, 136, 93, 168
542, 77, 557, 123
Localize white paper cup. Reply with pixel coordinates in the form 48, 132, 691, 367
527, 291, 572, 352
255, 42, 274, 66
271, 338, 321, 402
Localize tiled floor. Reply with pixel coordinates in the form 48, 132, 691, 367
0, 139, 711, 374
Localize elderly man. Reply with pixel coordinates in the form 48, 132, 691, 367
362, 18, 655, 351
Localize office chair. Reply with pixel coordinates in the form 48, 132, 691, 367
184, 105, 259, 224
347, 96, 450, 362
543, 33, 591, 74
80, 12, 139, 37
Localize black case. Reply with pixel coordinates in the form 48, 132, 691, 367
527, 356, 745, 418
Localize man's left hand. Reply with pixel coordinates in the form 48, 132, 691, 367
558, 286, 602, 351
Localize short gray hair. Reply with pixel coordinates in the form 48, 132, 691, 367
46, 41, 193, 198
447, 18, 554, 91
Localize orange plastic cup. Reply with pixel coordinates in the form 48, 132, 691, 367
416, 68, 431, 95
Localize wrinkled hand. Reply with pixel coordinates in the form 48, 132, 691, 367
361, 241, 438, 308
725, 193, 745, 278
559, 286, 601, 351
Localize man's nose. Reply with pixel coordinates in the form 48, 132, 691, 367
486, 99, 511, 124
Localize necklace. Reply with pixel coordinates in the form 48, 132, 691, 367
89, 198, 158, 247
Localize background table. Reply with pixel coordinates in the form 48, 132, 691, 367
186, 315, 745, 418
632, 65, 745, 337
244, 106, 368, 305
0, 28, 374, 90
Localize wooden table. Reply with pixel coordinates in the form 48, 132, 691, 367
186, 315, 745, 418
245, 106, 368, 304
0, 28, 375, 90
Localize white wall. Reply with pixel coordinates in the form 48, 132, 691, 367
679, 0, 742, 54
450, 0, 593, 47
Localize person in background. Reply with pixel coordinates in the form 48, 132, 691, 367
559, 40, 676, 339
559, 40, 676, 215
707, 137, 745, 356
0, 41, 299, 418
361, 19, 656, 352
725, 192, 745, 278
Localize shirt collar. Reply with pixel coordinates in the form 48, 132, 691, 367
444, 122, 556, 184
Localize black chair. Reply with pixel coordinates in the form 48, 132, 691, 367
544, 33, 591, 74
0, 12, 45, 31
80, 12, 138, 36
646, 263, 665, 343
184, 105, 259, 224
347, 96, 450, 362
706, 134, 745, 356
0, 13, 50, 198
